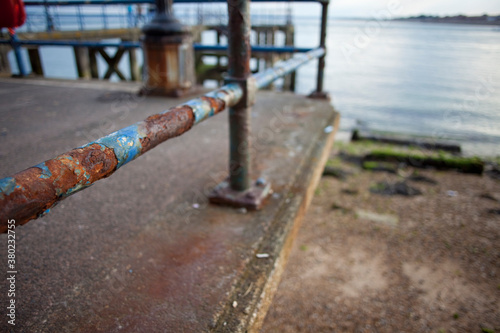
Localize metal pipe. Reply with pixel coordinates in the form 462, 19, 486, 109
254, 47, 324, 89
316, 1, 328, 94
77, 5, 84, 30
226, 0, 252, 192
0, 83, 242, 232
44, 0, 54, 31
0, 40, 314, 54
102, 6, 108, 30
196, 45, 314, 53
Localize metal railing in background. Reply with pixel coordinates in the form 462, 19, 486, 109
21, 0, 297, 33
4, 0, 328, 79
0, 0, 330, 232
0, 39, 314, 53
0, 36, 315, 80
23, 6, 152, 32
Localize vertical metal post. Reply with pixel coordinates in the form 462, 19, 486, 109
216, 30, 221, 67
308, 1, 330, 99
316, 1, 328, 94
286, 3, 292, 25
102, 6, 108, 30
54, 9, 60, 30
209, 0, 271, 210
197, 4, 203, 25
284, 24, 296, 92
44, 0, 54, 32
77, 6, 84, 31
227, 0, 251, 192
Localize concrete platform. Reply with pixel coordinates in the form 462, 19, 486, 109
0, 77, 338, 332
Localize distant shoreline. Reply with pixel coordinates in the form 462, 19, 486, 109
393, 14, 500, 26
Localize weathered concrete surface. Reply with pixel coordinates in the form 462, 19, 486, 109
0, 77, 338, 332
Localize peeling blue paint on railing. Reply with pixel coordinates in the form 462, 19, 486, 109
89, 124, 145, 168
0, 178, 17, 198
35, 162, 53, 179
0, 48, 323, 232
188, 83, 243, 124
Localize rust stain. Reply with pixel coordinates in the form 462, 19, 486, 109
0, 144, 117, 232
201, 96, 226, 115
1, 75, 242, 231
140, 106, 195, 153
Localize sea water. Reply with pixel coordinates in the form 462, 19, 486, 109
7, 18, 500, 156
295, 19, 500, 156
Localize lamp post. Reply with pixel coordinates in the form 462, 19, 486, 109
141, 0, 195, 97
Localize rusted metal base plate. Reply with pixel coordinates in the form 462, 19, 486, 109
208, 179, 271, 210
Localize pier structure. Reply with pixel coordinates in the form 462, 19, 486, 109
1, 0, 299, 90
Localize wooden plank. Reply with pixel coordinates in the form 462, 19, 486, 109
73, 46, 91, 79
0, 44, 11, 75
128, 48, 140, 81
88, 47, 99, 79
99, 48, 126, 81
284, 26, 296, 92
28, 47, 44, 76
17, 28, 142, 42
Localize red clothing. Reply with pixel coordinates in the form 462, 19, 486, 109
0, 0, 27, 29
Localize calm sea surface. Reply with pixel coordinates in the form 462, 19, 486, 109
8, 19, 500, 156
295, 19, 500, 156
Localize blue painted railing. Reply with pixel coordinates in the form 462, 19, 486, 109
0, 39, 312, 54
20, 0, 320, 32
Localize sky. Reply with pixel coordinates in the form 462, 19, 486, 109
290, 0, 500, 18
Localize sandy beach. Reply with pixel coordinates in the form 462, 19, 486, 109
262, 140, 500, 333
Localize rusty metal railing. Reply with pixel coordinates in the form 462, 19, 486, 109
0, 48, 324, 232
0, 0, 329, 232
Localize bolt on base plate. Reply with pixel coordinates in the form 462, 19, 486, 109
208, 178, 272, 210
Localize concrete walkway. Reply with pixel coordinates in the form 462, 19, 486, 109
0, 78, 338, 332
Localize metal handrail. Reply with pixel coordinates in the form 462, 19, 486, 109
0, 47, 324, 233
1, 0, 330, 227
254, 47, 324, 89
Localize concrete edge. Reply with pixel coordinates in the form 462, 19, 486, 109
211, 107, 340, 332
